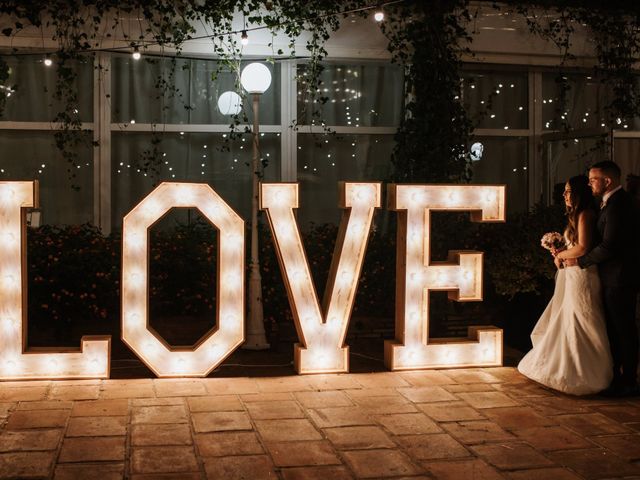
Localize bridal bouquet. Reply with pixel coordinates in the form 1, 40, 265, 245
540, 232, 565, 252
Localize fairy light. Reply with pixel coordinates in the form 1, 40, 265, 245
132, 46, 141, 60
241, 30, 249, 45
384, 184, 506, 371
261, 182, 381, 374
44, 55, 53, 67
121, 182, 244, 377
0, 181, 110, 380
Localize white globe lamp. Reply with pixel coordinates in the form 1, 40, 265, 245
217, 91, 242, 116
240, 63, 272, 94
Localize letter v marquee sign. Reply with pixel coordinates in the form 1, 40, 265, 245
384, 184, 505, 370
261, 182, 381, 374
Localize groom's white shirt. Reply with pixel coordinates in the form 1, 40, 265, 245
601, 185, 622, 208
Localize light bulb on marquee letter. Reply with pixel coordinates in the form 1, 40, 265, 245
122, 183, 245, 377
261, 182, 381, 374
0, 181, 110, 380
384, 184, 506, 371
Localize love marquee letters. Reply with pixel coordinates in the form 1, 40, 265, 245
0, 180, 505, 380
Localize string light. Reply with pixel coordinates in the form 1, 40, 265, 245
374, 6, 384, 21
132, 46, 141, 60
44, 54, 52, 67
241, 30, 249, 45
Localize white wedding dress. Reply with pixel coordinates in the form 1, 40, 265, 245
518, 251, 613, 395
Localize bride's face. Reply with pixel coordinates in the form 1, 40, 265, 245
563, 183, 572, 208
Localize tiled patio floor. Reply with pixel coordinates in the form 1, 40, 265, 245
1, 367, 640, 479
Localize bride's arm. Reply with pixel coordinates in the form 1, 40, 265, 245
557, 210, 595, 260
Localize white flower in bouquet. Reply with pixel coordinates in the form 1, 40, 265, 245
540, 232, 565, 252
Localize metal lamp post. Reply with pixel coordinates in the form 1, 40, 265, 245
240, 63, 271, 350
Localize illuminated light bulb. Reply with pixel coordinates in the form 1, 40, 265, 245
43, 55, 53, 67
374, 9, 384, 22
240, 30, 249, 45
132, 46, 141, 60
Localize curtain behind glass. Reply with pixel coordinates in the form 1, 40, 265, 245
111, 54, 280, 125
0, 131, 93, 224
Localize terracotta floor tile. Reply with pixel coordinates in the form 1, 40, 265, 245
546, 448, 640, 479
556, 412, 631, 435
345, 387, 397, 398
486, 367, 526, 382
394, 433, 471, 460
397, 386, 458, 403
203, 377, 259, 395
0, 429, 62, 452
267, 440, 341, 467
505, 467, 582, 480
131, 423, 192, 446
154, 380, 208, 397
422, 458, 504, 480
130, 474, 202, 480
324, 425, 395, 449
59, 437, 125, 462
352, 394, 417, 414
254, 419, 322, 442
593, 403, 640, 423
245, 400, 305, 419
131, 445, 199, 474
471, 442, 554, 469
441, 420, 515, 444
203, 454, 277, 479
375, 412, 442, 435
294, 390, 353, 408
442, 370, 502, 384
255, 376, 313, 393
342, 449, 420, 478
5, 409, 69, 429
418, 401, 485, 422
239, 392, 293, 402
591, 434, 640, 460
457, 391, 520, 409
513, 426, 593, 451
492, 381, 555, 398
50, 385, 100, 401
53, 463, 124, 480
445, 383, 500, 393
0, 451, 55, 478
398, 370, 456, 386
195, 431, 263, 457
192, 411, 252, 433
354, 372, 410, 389
17, 400, 72, 410
481, 406, 556, 430
66, 416, 127, 437
130, 397, 183, 406
71, 399, 129, 416
187, 395, 243, 412
308, 406, 373, 428
304, 374, 362, 390
132, 405, 188, 424
280, 465, 354, 480
521, 396, 591, 416
101, 384, 155, 399
0, 386, 48, 402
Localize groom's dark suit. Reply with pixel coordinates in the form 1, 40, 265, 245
578, 188, 640, 388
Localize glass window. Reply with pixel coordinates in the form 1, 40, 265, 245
296, 63, 403, 127
545, 135, 607, 204
468, 136, 528, 215
111, 132, 281, 227
542, 74, 612, 131
462, 71, 528, 130
0, 54, 93, 122
111, 55, 280, 125
297, 134, 394, 226
0, 131, 93, 224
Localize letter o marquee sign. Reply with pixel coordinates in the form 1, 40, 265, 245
121, 183, 245, 377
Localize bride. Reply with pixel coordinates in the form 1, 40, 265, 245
518, 174, 613, 395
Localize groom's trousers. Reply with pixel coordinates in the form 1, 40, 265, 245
602, 285, 639, 386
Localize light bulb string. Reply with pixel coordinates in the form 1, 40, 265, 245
6, 0, 404, 58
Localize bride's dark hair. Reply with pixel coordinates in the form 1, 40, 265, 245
565, 174, 595, 245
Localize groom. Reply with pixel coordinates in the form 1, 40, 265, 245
567, 161, 640, 395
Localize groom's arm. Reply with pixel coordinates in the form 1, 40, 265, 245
578, 204, 625, 268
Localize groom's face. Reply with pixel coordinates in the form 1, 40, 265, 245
588, 168, 610, 196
